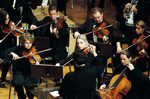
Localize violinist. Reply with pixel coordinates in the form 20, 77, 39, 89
99, 50, 150, 99
73, 7, 113, 68
116, 20, 150, 72
0, 9, 16, 88
74, 7, 113, 44
55, 35, 102, 68
30, 4, 69, 64
4, 32, 41, 99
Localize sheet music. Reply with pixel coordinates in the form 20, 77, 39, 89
50, 91, 60, 97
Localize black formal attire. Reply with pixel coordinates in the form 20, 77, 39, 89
104, 63, 150, 99
0, 28, 15, 87
4, 0, 39, 35
32, 16, 69, 64
117, 0, 147, 37
115, 32, 150, 71
4, 46, 40, 99
59, 55, 104, 99
74, 19, 113, 67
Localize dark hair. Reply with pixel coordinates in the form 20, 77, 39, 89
48, 4, 58, 14
0, 9, 9, 26
120, 50, 132, 58
91, 7, 103, 14
73, 49, 88, 65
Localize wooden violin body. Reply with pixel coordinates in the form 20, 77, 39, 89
2, 21, 24, 36
103, 74, 131, 99
132, 34, 148, 51
93, 22, 111, 45
52, 17, 66, 39
22, 47, 41, 64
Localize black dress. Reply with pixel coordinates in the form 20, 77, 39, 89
4, 46, 39, 99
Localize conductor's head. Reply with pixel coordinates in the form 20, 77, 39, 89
73, 49, 88, 66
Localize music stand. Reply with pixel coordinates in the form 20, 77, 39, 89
31, 64, 63, 79
88, 41, 113, 57
31, 64, 63, 99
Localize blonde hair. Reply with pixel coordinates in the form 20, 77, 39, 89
135, 20, 147, 31
19, 32, 34, 46
76, 34, 87, 42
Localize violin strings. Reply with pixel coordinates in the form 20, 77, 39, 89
0, 19, 22, 43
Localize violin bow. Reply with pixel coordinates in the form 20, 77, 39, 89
115, 34, 150, 55
62, 58, 74, 67
83, 24, 113, 36
19, 48, 52, 59
0, 19, 22, 43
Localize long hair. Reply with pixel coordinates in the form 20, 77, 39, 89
0, 9, 9, 26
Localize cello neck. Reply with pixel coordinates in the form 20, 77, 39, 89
109, 67, 128, 89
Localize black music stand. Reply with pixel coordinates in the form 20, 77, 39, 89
88, 41, 113, 57
31, 64, 63, 99
31, 64, 63, 79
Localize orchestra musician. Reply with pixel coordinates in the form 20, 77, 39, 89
73, 7, 113, 68
117, 0, 147, 38
30, 4, 69, 64
59, 49, 104, 99
99, 50, 150, 99
116, 20, 150, 72
0, 9, 17, 88
55, 34, 103, 67
4, 32, 41, 99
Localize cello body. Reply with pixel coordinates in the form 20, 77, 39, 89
103, 74, 131, 99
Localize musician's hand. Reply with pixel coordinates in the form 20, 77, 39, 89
10, 52, 19, 60
74, 31, 80, 38
55, 63, 60, 66
127, 63, 135, 71
35, 61, 40, 65
30, 25, 37, 30
124, 3, 131, 12
99, 84, 106, 91
138, 49, 146, 58
116, 46, 122, 54
130, 5, 137, 12
102, 36, 108, 42
0, 40, 2, 43
89, 45, 97, 57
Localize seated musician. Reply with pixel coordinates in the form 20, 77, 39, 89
4, 32, 41, 99
55, 34, 102, 68
116, 20, 150, 72
30, 4, 69, 64
59, 49, 104, 99
74, 7, 113, 68
100, 50, 150, 99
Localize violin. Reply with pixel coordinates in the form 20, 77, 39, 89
2, 21, 24, 36
22, 47, 41, 64
132, 34, 148, 51
83, 47, 90, 54
93, 22, 112, 45
52, 17, 66, 39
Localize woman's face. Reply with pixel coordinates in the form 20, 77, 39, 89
76, 38, 88, 50
5, 14, 10, 25
24, 40, 32, 50
120, 54, 131, 66
135, 25, 145, 35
